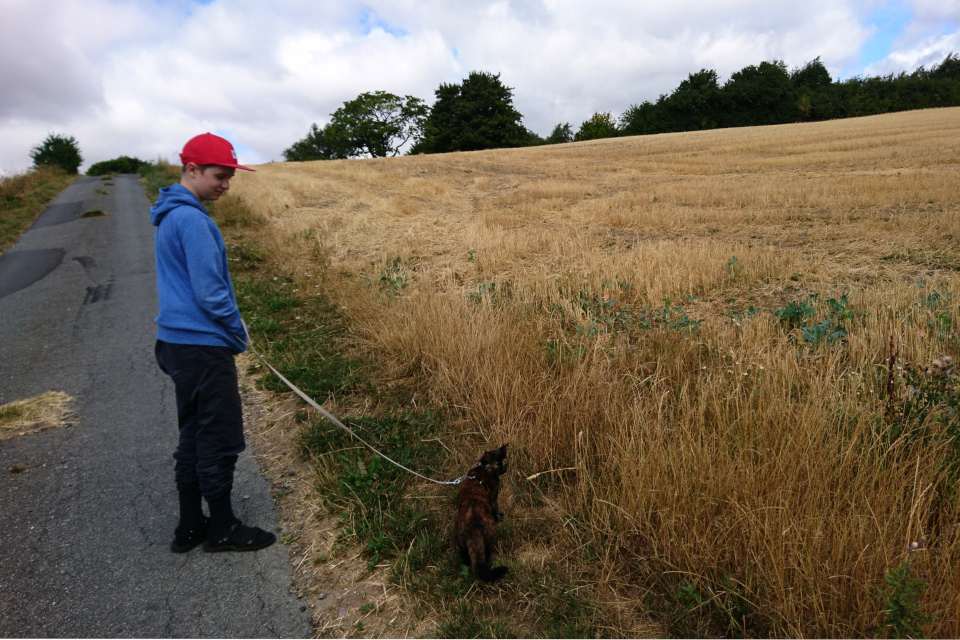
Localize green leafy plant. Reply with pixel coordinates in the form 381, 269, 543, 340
468, 280, 514, 305
884, 353, 960, 478
672, 570, 762, 637
877, 542, 934, 639
378, 256, 409, 294
775, 294, 859, 347
725, 255, 744, 280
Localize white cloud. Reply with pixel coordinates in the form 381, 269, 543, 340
0, 0, 949, 173
863, 30, 960, 76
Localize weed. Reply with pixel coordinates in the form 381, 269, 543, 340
94, 189, 109, 195
877, 542, 934, 639
79, 210, 107, 218
0, 405, 24, 422
727, 306, 761, 327
644, 296, 702, 332
469, 280, 515, 305
773, 295, 817, 331
883, 352, 960, 475
775, 294, 859, 348
725, 255, 744, 280
379, 257, 409, 294
670, 569, 764, 638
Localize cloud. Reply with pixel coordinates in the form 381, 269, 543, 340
0, 0, 948, 173
863, 30, 960, 76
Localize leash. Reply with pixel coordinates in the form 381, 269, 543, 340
237, 324, 466, 487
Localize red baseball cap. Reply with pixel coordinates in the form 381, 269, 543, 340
179, 133, 255, 171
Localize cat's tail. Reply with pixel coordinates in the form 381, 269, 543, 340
465, 531, 508, 582
474, 562, 509, 582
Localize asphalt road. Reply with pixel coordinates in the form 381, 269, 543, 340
0, 175, 311, 638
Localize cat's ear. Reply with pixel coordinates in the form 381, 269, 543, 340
499, 444, 508, 454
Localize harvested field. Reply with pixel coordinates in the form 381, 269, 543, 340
227, 107, 960, 637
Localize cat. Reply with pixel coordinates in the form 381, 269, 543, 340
456, 444, 509, 582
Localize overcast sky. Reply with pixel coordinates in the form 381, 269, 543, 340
1, 0, 957, 173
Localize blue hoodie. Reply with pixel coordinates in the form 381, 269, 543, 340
151, 184, 246, 354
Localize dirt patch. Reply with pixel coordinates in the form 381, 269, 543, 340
238, 354, 420, 638
0, 391, 77, 441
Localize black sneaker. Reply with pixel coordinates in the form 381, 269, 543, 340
203, 522, 276, 553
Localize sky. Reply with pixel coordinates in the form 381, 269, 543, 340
1, 0, 957, 173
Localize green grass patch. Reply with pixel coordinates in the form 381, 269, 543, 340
138, 160, 180, 199
0, 166, 78, 256
94, 189, 109, 195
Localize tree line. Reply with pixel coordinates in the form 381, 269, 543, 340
284, 53, 960, 161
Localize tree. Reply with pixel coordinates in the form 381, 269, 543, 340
930, 52, 960, 80
791, 57, 832, 90
412, 71, 528, 154
30, 133, 82, 174
283, 123, 351, 162
720, 60, 798, 127
574, 112, 618, 141
619, 100, 668, 136
664, 69, 722, 130
545, 123, 573, 144
329, 91, 427, 157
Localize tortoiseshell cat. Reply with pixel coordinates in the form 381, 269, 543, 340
456, 444, 509, 581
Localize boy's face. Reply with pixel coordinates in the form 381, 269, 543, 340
182, 163, 236, 202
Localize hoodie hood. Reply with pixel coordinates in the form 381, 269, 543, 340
150, 183, 207, 226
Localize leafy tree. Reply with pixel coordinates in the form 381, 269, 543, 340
791, 57, 832, 90
412, 71, 528, 154
545, 122, 573, 144
931, 52, 960, 80
720, 60, 798, 127
619, 100, 668, 136
87, 156, 144, 176
30, 133, 82, 174
664, 69, 723, 131
283, 123, 351, 162
329, 91, 427, 157
792, 57, 834, 120
574, 112, 618, 141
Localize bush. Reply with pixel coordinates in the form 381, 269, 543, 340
87, 156, 145, 176
30, 133, 82, 174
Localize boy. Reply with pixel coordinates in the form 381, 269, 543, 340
151, 133, 275, 553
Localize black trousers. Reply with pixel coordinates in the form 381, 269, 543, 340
155, 340, 245, 499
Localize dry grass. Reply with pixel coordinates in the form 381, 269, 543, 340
229, 107, 960, 636
0, 391, 77, 440
0, 166, 77, 255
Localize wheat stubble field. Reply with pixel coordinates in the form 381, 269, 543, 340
229, 107, 960, 636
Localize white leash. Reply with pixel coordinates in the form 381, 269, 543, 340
238, 324, 466, 487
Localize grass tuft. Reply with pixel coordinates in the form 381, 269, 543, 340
0, 391, 76, 440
